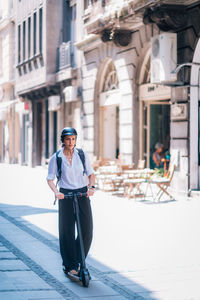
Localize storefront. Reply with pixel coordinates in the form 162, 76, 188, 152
139, 83, 171, 168
190, 38, 200, 190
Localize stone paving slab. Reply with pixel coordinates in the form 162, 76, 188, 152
0, 215, 11, 224
0, 251, 17, 259
0, 270, 53, 290
81, 296, 128, 300
86, 256, 115, 274
124, 279, 200, 300
0, 259, 29, 271
139, 288, 200, 300
0, 290, 66, 300
0, 246, 9, 252
64, 281, 120, 298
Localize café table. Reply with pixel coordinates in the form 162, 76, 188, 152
123, 168, 155, 199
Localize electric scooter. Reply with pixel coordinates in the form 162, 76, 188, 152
63, 192, 91, 287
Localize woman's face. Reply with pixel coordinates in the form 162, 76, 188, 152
157, 147, 163, 153
64, 135, 76, 150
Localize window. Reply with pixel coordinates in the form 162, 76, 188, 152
84, 0, 99, 10
18, 24, 21, 63
102, 62, 118, 92
72, 4, 76, 20
33, 12, 37, 55
84, 0, 91, 10
23, 20, 26, 60
28, 17, 31, 58
39, 8, 43, 53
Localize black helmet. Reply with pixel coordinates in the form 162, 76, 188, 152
61, 127, 77, 142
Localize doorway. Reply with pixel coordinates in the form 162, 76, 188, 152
100, 105, 119, 160
22, 113, 29, 164
142, 101, 170, 167
36, 102, 43, 165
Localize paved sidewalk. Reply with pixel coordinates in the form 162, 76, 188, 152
0, 163, 200, 300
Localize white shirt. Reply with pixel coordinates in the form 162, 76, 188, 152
46, 148, 94, 189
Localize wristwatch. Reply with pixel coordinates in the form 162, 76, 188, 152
89, 185, 95, 189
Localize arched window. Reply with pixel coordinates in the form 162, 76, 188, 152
140, 55, 150, 84
102, 62, 118, 92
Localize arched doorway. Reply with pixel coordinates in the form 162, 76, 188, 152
139, 51, 171, 167
99, 61, 120, 160
190, 38, 200, 189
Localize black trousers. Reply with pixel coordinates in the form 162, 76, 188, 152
58, 186, 93, 272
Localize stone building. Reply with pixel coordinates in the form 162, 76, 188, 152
0, 0, 16, 163
75, 0, 200, 195
2, 0, 200, 195
15, 0, 83, 166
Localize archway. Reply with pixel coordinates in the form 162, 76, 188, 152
94, 59, 120, 160
190, 38, 200, 189
139, 50, 171, 167
99, 60, 120, 160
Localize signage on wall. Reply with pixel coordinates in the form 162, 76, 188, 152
139, 83, 171, 101
171, 103, 187, 120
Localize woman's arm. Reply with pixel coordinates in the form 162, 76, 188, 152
47, 180, 64, 200
152, 152, 160, 166
87, 173, 95, 197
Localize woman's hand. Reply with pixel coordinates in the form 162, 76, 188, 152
55, 192, 65, 200
87, 188, 95, 197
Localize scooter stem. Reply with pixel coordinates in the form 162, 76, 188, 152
73, 194, 86, 269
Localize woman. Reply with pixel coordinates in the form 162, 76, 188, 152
152, 142, 165, 168
47, 127, 95, 278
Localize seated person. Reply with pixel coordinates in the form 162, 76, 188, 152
152, 142, 165, 169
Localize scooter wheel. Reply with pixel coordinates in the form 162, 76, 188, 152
82, 272, 90, 287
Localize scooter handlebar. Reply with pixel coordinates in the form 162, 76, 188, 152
63, 192, 88, 199
54, 191, 87, 205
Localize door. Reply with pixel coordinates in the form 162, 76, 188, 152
198, 101, 200, 187
142, 101, 170, 167
36, 102, 42, 165
101, 105, 119, 160
22, 113, 29, 164
100, 90, 120, 160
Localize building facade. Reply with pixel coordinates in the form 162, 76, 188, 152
1, 0, 200, 195
75, 0, 200, 195
15, 0, 83, 167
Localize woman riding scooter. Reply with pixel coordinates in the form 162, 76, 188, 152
46, 127, 95, 279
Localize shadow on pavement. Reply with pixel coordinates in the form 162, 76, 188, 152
0, 201, 157, 300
